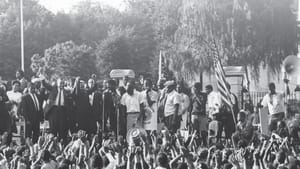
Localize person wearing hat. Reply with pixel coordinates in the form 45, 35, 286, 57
163, 80, 180, 133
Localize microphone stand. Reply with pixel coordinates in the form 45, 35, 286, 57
102, 92, 105, 142
114, 100, 119, 141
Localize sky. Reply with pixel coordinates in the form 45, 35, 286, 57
38, 0, 126, 13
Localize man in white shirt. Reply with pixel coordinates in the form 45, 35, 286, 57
120, 82, 142, 131
163, 81, 180, 133
205, 85, 222, 119
261, 82, 285, 132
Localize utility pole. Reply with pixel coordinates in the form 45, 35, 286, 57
20, 0, 25, 72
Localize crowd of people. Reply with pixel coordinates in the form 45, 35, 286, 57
0, 69, 300, 169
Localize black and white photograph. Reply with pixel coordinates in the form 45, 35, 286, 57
1, 0, 300, 168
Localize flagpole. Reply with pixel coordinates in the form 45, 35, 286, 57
158, 51, 162, 80
20, 0, 25, 72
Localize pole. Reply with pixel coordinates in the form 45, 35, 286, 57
20, 0, 25, 72
116, 103, 119, 140
102, 93, 105, 141
158, 51, 162, 81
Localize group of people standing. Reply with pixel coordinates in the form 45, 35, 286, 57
0, 70, 243, 147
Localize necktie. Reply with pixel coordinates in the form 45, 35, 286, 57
58, 90, 61, 106
31, 94, 38, 111
34, 94, 39, 111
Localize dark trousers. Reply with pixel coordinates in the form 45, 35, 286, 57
215, 112, 235, 141
269, 112, 285, 132
49, 106, 67, 142
164, 114, 180, 134
25, 121, 39, 143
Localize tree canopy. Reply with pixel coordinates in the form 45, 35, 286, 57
0, 0, 297, 81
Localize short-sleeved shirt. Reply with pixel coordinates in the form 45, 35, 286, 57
164, 90, 180, 117
261, 93, 284, 115
121, 92, 142, 113
7, 91, 22, 104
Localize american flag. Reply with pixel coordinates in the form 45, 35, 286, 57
212, 43, 233, 108
158, 51, 169, 80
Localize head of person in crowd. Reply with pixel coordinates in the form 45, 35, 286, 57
90, 154, 102, 169
156, 152, 170, 169
237, 111, 246, 123
88, 79, 95, 89
157, 78, 166, 90
176, 81, 184, 94
107, 79, 116, 92
11, 80, 21, 92
27, 83, 36, 94
57, 78, 64, 89
123, 76, 129, 87
144, 78, 153, 91
16, 69, 25, 80
165, 80, 176, 93
40, 149, 52, 163
205, 85, 213, 94
102, 79, 108, 90
79, 80, 85, 90
268, 82, 276, 94
193, 82, 202, 95
126, 81, 135, 96
276, 150, 286, 165
118, 86, 126, 96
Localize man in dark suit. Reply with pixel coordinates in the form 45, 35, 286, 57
87, 78, 102, 133
18, 83, 43, 143
41, 77, 69, 142
103, 79, 120, 135
72, 77, 98, 135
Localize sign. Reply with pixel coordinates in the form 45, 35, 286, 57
110, 69, 135, 78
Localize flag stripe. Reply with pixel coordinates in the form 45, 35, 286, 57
212, 43, 232, 107
158, 51, 169, 80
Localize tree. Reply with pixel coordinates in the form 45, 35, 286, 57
95, 26, 136, 78
0, 0, 54, 79
31, 41, 96, 80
